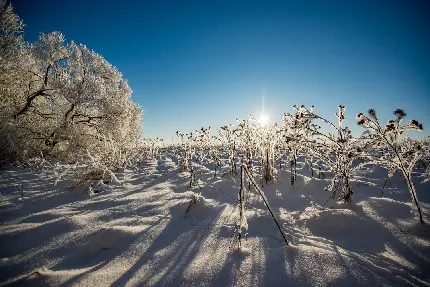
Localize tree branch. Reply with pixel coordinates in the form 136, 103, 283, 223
14, 90, 43, 118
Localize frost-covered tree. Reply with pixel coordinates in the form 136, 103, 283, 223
0, 0, 34, 162
0, 1, 142, 166
0, 0, 27, 100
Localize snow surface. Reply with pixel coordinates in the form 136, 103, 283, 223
1, 153, 429, 286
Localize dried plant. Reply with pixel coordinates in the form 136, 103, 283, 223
357, 109, 425, 223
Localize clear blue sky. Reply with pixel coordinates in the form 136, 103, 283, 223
11, 0, 430, 141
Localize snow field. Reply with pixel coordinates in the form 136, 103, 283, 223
0, 153, 429, 286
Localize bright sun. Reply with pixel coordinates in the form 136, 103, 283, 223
257, 113, 270, 126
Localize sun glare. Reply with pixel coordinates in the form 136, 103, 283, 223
257, 113, 270, 126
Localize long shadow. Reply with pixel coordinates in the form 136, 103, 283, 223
0, 159, 177, 226
0, 171, 175, 285
352, 202, 430, 282
0, 186, 90, 225
4, 155, 428, 286
0, 217, 71, 260
55, 224, 161, 287
110, 203, 227, 286
0, 158, 166, 220
301, 198, 430, 284
0, 225, 103, 285
329, 245, 393, 286
208, 249, 250, 286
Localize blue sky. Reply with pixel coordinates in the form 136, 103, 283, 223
12, 0, 430, 141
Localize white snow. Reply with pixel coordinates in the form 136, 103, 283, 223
0, 154, 429, 286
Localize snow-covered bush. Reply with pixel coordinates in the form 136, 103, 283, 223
234, 115, 279, 186
280, 105, 315, 185
176, 131, 192, 172
217, 124, 238, 175
176, 127, 212, 187
420, 137, 430, 183
294, 105, 366, 204
257, 121, 279, 185
357, 109, 425, 223
210, 136, 223, 177
235, 117, 256, 176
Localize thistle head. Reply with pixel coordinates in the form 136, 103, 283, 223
368, 109, 377, 120
404, 119, 424, 131
357, 118, 366, 126
393, 109, 407, 120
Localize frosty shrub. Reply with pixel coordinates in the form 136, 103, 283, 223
210, 136, 222, 177
176, 128, 210, 187
176, 131, 193, 174
189, 127, 212, 187
193, 127, 212, 165
420, 138, 430, 183
171, 104, 428, 237
217, 124, 238, 175
357, 109, 425, 223
295, 105, 367, 204
280, 105, 315, 186
255, 119, 279, 185
143, 137, 163, 160
235, 117, 257, 177
184, 192, 204, 218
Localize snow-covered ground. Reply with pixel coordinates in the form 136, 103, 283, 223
1, 153, 429, 286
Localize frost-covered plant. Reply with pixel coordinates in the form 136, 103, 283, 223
235, 117, 256, 175
281, 105, 315, 186
143, 137, 163, 160
176, 131, 191, 172
177, 128, 211, 187
185, 192, 204, 218
210, 136, 222, 177
233, 115, 279, 186
217, 124, 238, 175
258, 121, 279, 185
294, 105, 365, 204
420, 138, 430, 183
67, 150, 120, 194
192, 127, 212, 165
357, 109, 425, 223
189, 127, 212, 187
234, 116, 261, 189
